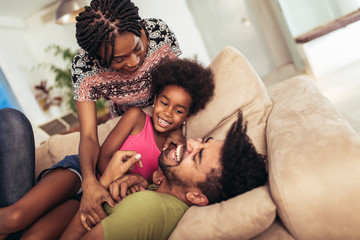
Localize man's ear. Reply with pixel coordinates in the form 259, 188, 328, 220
185, 191, 209, 206
152, 168, 164, 185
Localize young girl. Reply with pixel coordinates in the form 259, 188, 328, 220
0, 58, 215, 239
97, 58, 215, 182
69, 0, 185, 233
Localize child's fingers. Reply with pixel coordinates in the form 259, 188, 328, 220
136, 154, 143, 168
120, 153, 142, 172
162, 142, 169, 151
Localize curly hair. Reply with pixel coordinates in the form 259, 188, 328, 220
151, 58, 215, 116
75, 0, 142, 67
197, 111, 268, 204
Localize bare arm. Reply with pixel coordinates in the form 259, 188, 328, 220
76, 101, 116, 229
77, 101, 99, 184
97, 107, 146, 175
61, 151, 143, 239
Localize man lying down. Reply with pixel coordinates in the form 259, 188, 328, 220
61, 112, 268, 240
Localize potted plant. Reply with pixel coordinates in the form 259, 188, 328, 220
38, 44, 108, 116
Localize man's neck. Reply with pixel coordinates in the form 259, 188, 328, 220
154, 181, 192, 206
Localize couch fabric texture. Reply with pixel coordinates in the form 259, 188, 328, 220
35, 46, 360, 239
266, 75, 360, 240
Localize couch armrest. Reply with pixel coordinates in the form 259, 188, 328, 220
267, 75, 360, 239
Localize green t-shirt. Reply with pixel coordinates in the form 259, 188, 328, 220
102, 190, 189, 240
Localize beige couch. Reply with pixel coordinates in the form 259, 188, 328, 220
35, 46, 360, 239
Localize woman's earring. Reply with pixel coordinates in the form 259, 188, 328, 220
152, 104, 154, 108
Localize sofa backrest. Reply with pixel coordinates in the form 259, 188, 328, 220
170, 46, 276, 240
186, 46, 272, 155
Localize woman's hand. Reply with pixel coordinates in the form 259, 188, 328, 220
108, 173, 149, 202
162, 127, 185, 151
80, 151, 143, 231
79, 178, 116, 231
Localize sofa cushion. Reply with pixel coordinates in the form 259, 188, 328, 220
252, 219, 294, 240
169, 185, 276, 240
35, 117, 120, 178
47, 116, 119, 161
185, 46, 272, 155
267, 75, 360, 239
35, 106, 154, 178
171, 46, 274, 239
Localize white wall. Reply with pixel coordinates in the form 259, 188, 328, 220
0, 0, 210, 126
133, 0, 210, 65
185, 0, 289, 77
0, 28, 47, 124
247, 0, 291, 69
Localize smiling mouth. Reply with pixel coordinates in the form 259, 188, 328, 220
158, 116, 172, 127
174, 145, 183, 164
125, 66, 139, 72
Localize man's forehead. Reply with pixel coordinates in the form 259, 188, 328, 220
202, 139, 223, 165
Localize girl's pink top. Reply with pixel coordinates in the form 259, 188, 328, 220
120, 114, 161, 180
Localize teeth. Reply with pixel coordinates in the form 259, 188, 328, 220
176, 145, 183, 162
159, 117, 170, 126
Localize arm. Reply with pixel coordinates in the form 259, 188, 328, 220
97, 107, 146, 175
61, 151, 143, 238
76, 101, 116, 228
98, 151, 143, 188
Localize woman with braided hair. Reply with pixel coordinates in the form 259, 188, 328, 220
72, 0, 183, 235
0, 0, 183, 239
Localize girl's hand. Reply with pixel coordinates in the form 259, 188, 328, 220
108, 173, 149, 202
162, 128, 185, 151
79, 178, 116, 231
99, 151, 143, 188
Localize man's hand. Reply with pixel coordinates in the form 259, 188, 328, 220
109, 173, 149, 202
162, 128, 185, 151
79, 179, 116, 231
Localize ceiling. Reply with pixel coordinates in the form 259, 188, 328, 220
0, 0, 58, 19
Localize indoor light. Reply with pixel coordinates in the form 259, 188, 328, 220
55, 0, 90, 25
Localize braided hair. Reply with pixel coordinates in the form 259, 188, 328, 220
76, 0, 143, 67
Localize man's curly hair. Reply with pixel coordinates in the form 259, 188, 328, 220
197, 111, 268, 204
151, 58, 215, 116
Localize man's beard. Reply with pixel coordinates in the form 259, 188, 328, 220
158, 149, 191, 188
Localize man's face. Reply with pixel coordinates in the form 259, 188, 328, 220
158, 137, 223, 188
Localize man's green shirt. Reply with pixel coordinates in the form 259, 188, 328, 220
102, 190, 189, 240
